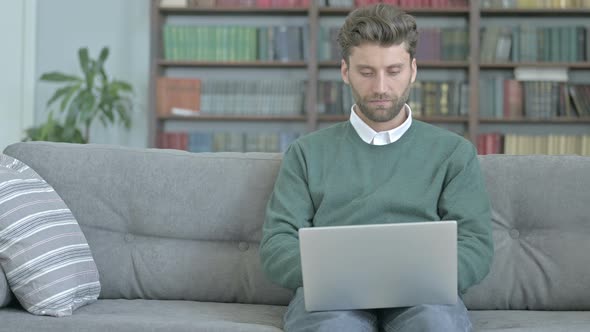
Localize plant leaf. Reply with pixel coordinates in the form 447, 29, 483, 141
111, 80, 133, 93
115, 103, 132, 129
62, 123, 76, 140
78, 48, 90, 77
103, 105, 115, 124
99, 68, 108, 82
97, 47, 109, 70
76, 91, 97, 124
46, 85, 76, 107
79, 48, 97, 90
40, 72, 82, 82
59, 84, 81, 112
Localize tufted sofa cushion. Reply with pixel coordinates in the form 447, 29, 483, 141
464, 155, 590, 310
3, 142, 292, 306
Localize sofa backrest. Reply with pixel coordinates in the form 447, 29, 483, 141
3, 142, 292, 305
4, 143, 590, 310
463, 154, 590, 310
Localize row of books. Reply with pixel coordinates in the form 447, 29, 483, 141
157, 78, 306, 116
162, 0, 588, 9
317, 80, 469, 117
157, 131, 300, 152
163, 0, 469, 8
157, 75, 590, 119
481, 26, 590, 63
160, 0, 310, 8
317, 81, 354, 115
164, 0, 470, 7
481, 0, 590, 9
160, 131, 590, 155
163, 25, 308, 62
478, 133, 590, 156
162, 24, 590, 63
320, 0, 468, 7
480, 79, 590, 119
319, 27, 468, 61
410, 81, 468, 117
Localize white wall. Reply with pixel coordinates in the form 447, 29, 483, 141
35, 0, 150, 147
0, 0, 36, 152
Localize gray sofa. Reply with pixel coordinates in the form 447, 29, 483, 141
0, 141, 589, 331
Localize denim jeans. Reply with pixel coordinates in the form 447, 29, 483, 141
283, 287, 472, 332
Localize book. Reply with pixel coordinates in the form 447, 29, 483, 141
160, 0, 188, 7
503, 80, 524, 119
157, 78, 201, 116
514, 67, 569, 82
188, 0, 216, 7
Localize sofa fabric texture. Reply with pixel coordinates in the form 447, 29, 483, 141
0, 299, 285, 332
1, 142, 589, 331
0, 154, 100, 316
463, 155, 590, 310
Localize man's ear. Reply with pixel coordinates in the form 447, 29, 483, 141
341, 59, 350, 85
410, 57, 417, 83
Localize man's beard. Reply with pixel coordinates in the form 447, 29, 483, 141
350, 79, 412, 123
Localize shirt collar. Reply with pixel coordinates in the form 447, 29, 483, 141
349, 104, 413, 145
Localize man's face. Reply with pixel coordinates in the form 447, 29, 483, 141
341, 42, 417, 126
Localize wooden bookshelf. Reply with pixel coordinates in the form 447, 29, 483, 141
319, 115, 469, 123
159, 115, 307, 122
319, 7, 469, 16
157, 60, 308, 68
480, 118, 590, 124
159, 7, 308, 15
480, 8, 590, 16
149, 0, 590, 152
480, 62, 590, 69
319, 60, 470, 68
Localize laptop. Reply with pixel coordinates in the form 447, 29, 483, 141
298, 220, 457, 312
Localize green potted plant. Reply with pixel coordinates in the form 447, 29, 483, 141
25, 46, 134, 143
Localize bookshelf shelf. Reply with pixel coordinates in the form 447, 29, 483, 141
480, 118, 590, 124
480, 62, 590, 69
158, 115, 307, 122
319, 7, 469, 16
159, 7, 308, 15
157, 60, 308, 68
318, 115, 469, 123
319, 60, 470, 68
480, 8, 590, 17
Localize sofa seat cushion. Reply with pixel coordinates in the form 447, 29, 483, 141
470, 310, 590, 331
0, 299, 286, 332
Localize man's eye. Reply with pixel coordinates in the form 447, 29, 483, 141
361, 72, 373, 77
388, 71, 400, 75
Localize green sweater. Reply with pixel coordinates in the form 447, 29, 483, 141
259, 120, 493, 294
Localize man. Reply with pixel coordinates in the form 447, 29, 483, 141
259, 3, 493, 331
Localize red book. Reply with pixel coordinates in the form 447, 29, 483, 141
255, 0, 271, 7
503, 79, 523, 119
157, 77, 201, 117
477, 134, 486, 155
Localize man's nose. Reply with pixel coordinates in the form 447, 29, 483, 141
373, 73, 387, 95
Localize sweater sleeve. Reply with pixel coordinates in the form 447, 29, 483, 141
438, 141, 494, 294
259, 142, 314, 290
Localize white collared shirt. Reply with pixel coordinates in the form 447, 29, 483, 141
349, 104, 413, 145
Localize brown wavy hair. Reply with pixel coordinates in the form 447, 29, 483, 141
337, 3, 418, 64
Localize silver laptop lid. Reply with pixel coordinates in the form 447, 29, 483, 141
299, 221, 457, 312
